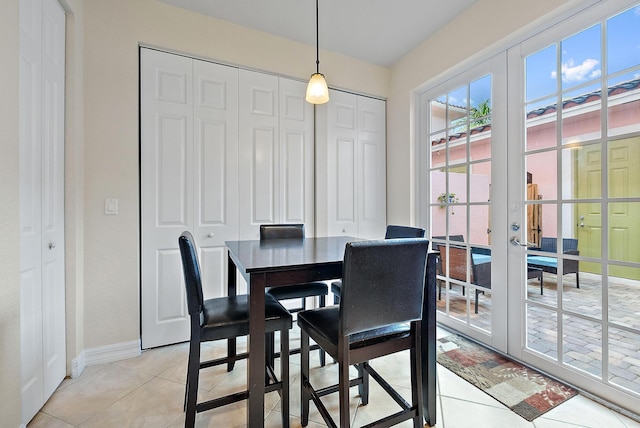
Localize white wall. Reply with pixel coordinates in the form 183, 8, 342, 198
0, 0, 21, 424
386, 0, 579, 226
81, 0, 389, 350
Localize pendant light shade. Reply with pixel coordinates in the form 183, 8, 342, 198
306, 72, 329, 104
306, 0, 329, 104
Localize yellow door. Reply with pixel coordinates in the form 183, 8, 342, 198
576, 137, 640, 280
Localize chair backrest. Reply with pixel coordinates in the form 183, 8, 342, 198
540, 237, 578, 253
437, 245, 471, 282
178, 231, 204, 317
260, 224, 305, 240
385, 225, 426, 239
340, 239, 429, 336
432, 234, 464, 243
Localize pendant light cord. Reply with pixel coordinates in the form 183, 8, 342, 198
315, 0, 320, 74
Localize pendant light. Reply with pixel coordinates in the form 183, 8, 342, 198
306, 0, 329, 104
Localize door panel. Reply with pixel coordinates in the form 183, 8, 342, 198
279, 78, 314, 231
20, 0, 65, 423
141, 49, 239, 348
238, 70, 278, 239
141, 49, 194, 348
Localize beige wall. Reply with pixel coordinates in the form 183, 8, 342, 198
0, 0, 21, 424
81, 0, 389, 349
385, 0, 579, 226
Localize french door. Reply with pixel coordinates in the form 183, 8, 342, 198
420, 0, 640, 415
419, 54, 508, 352
507, 0, 640, 413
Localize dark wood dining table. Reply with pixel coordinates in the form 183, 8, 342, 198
225, 236, 438, 427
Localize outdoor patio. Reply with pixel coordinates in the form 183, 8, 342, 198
437, 271, 640, 395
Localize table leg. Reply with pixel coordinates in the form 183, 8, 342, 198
247, 272, 267, 428
227, 255, 237, 372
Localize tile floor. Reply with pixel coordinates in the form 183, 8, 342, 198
27, 326, 640, 428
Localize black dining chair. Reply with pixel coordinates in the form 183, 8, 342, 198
178, 231, 292, 428
330, 224, 426, 304
260, 224, 327, 366
298, 238, 429, 428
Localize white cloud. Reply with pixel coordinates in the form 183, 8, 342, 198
550, 58, 601, 83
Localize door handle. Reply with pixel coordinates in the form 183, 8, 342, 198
510, 236, 528, 247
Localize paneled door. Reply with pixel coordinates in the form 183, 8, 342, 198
19, 0, 66, 423
140, 48, 239, 348
237, 70, 315, 240
315, 90, 386, 239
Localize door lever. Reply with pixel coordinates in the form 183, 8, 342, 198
510, 236, 528, 247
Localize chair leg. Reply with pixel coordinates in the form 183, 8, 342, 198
300, 330, 311, 427
411, 324, 425, 428
576, 272, 580, 289
357, 363, 369, 405
227, 337, 236, 372
266, 332, 275, 384
185, 338, 201, 428
333, 293, 341, 305
338, 339, 351, 428
280, 328, 290, 428
318, 296, 326, 367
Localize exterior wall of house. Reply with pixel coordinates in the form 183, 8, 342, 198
386, 0, 581, 226
0, 1, 21, 424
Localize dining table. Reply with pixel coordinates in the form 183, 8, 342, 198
225, 235, 438, 427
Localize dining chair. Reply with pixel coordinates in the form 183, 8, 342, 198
298, 238, 429, 427
260, 224, 327, 366
178, 231, 292, 428
330, 224, 426, 304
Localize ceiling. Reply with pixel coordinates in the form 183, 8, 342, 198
158, 0, 479, 66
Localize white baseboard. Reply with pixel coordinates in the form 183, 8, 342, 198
71, 351, 86, 379
84, 339, 141, 367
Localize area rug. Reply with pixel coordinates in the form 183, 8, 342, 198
436, 334, 578, 421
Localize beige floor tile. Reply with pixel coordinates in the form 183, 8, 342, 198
26, 412, 74, 428
539, 395, 633, 428
78, 377, 184, 428
113, 342, 189, 377
41, 363, 155, 426
439, 396, 535, 428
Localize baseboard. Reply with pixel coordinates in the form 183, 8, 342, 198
71, 351, 86, 379
84, 339, 141, 366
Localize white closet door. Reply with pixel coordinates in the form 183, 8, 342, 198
193, 60, 239, 301
20, 0, 44, 419
141, 49, 194, 348
278, 78, 315, 234
356, 96, 386, 239
19, 0, 66, 423
141, 49, 239, 348
325, 89, 359, 237
238, 70, 279, 239
316, 90, 386, 239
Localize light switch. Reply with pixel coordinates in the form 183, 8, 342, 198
105, 198, 119, 215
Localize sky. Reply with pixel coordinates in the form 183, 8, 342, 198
435, 4, 640, 117
525, 4, 640, 104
